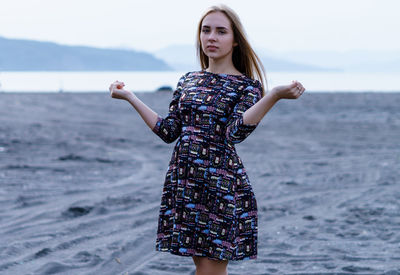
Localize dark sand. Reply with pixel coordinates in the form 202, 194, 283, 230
0, 92, 399, 275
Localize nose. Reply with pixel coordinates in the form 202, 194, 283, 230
208, 30, 217, 41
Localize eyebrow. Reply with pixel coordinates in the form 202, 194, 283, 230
202, 25, 228, 30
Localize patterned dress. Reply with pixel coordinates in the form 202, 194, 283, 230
152, 70, 262, 261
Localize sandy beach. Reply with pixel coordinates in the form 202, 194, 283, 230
0, 91, 399, 275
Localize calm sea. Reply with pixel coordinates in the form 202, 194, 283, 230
0, 71, 399, 93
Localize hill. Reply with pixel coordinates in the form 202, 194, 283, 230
153, 44, 337, 72
0, 36, 171, 71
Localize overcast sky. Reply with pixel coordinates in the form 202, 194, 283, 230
1, 0, 399, 53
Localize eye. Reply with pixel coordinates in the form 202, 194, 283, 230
201, 28, 210, 33
218, 30, 226, 34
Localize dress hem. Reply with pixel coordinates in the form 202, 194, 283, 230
155, 247, 257, 262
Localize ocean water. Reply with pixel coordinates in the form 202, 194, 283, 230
0, 71, 399, 93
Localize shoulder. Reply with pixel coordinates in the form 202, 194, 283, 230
182, 70, 205, 77
177, 71, 203, 83
241, 77, 263, 99
242, 76, 262, 89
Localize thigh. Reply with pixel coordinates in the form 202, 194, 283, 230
194, 256, 228, 273
192, 256, 200, 266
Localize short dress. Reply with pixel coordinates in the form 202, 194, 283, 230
152, 70, 263, 261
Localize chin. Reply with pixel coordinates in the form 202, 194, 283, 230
208, 53, 232, 62
206, 51, 225, 58
206, 53, 219, 59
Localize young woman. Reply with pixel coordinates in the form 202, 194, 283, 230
109, 4, 305, 275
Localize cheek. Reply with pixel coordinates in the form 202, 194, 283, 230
222, 33, 234, 45
222, 37, 235, 49
199, 34, 206, 47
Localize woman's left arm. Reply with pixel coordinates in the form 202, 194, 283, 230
242, 80, 305, 125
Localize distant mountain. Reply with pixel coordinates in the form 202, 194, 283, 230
0, 36, 171, 71
153, 44, 199, 71
263, 49, 400, 72
259, 55, 339, 72
153, 44, 337, 72
154, 44, 400, 72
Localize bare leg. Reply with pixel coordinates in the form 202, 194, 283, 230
192, 256, 228, 275
192, 256, 200, 267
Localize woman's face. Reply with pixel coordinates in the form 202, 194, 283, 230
200, 11, 237, 62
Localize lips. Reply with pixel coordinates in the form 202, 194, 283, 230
207, 45, 218, 50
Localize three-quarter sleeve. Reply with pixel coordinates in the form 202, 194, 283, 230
225, 80, 263, 144
152, 74, 187, 144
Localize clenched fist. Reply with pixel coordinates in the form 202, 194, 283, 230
109, 80, 132, 100
271, 81, 305, 100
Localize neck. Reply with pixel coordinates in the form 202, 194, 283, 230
206, 56, 240, 75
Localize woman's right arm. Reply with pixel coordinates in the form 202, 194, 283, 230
109, 74, 186, 144
109, 81, 158, 131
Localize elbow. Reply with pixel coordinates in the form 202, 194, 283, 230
153, 119, 181, 144
163, 136, 178, 144
225, 130, 243, 145
160, 130, 181, 144
226, 136, 244, 145
226, 127, 254, 145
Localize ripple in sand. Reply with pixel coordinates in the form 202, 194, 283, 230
342, 265, 377, 272
303, 215, 316, 221
72, 251, 102, 265
62, 206, 93, 218
34, 248, 52, 259
57, 153, 117, 164
15, 195, 45, 208
35, 261, 76, 275
280, 180, 300, 186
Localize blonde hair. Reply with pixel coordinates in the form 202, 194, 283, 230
196, 4, 267, 96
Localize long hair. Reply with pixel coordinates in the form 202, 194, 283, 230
196, 4, 267, 96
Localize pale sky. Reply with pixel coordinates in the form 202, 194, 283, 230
1, 0, 399, 53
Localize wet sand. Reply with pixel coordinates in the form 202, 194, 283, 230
0, 92, 399, 274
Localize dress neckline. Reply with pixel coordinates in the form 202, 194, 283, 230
201, 70, 246, 78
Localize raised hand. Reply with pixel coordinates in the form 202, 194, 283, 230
271, 80, 305, 100
109, 80, 132, 100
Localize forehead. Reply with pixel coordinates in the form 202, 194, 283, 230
201, 11, 231, 29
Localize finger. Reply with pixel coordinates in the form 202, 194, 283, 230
115, 81, 125, 88
297, 87, 303, 95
